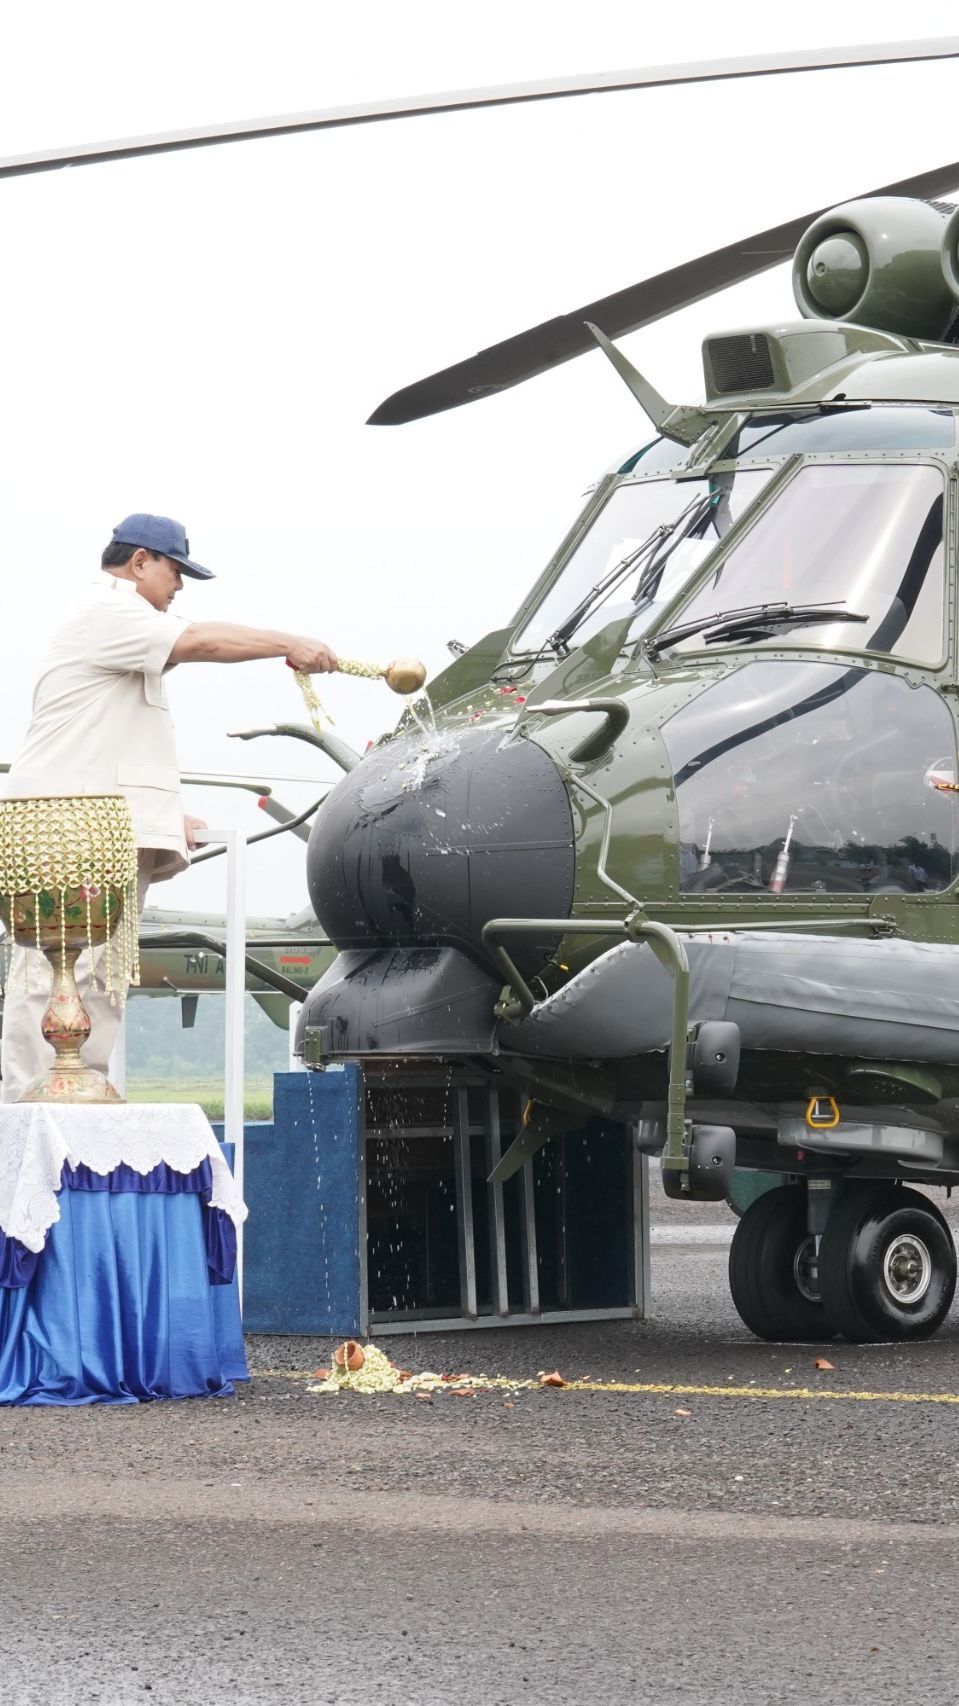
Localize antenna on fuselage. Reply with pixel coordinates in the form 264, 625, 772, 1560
584, 321, 710, 445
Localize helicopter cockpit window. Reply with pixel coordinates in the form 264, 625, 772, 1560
661, 463, 945, 665
617, 437, 692, 477
661, 662, 959, 896
512, 469, 771, 654
724, 407, 956, 460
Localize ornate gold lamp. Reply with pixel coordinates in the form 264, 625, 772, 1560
0, 795, 139, 1103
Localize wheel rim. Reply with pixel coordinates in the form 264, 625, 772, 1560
793, 1234, 821, 1303
881, 1232, 933, 1306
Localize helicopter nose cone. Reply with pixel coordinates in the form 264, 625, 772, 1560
306, 724, 575, 975
804, 231, 869, 316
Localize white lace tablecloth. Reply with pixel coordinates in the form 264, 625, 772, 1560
0, 1103, 247, 1254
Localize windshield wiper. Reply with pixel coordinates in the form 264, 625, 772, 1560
547, 526, 669, 654
644, 602, 867, 659
548, 490, 714, 655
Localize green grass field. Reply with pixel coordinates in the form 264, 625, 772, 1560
126, 1079, 275, 1121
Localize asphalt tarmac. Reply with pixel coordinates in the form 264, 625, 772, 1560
5, 1187, 959, 1705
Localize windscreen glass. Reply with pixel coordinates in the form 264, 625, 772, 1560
665, 463, 945, 663
617, 437, 693, 476
661, 662, 959, 895
513, 469, 771, 654
723, 407, 955, 460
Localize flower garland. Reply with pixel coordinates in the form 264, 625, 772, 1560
291, 657, 385, 734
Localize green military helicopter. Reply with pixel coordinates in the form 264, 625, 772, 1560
295, 60, 959, 1348
7, 35, 959, 1343
137, 897, 333, 1030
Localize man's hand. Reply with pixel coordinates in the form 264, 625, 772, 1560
184, 814, 208, 852
285, 638, 339, 674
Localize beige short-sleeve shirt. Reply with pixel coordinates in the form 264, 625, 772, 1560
4, 576, 189, 881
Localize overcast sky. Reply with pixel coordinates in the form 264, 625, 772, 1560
2, 0, 958, 916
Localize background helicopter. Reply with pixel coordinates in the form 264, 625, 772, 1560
0, 764, 335, 1051
6, 27, 959, 1344
135, 760, 335, 1023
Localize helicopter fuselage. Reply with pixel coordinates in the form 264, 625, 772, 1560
300, 288, 959, 1342
302, 376, 959, 1077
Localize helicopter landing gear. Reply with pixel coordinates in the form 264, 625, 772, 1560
728, 1185, 835, 1342
817, 1184, 957, 1343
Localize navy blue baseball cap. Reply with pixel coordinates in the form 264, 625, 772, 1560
111, 514, 214, 580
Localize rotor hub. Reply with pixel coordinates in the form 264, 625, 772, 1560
792, 1233, 821, 1303
881, 1232, 933, 1305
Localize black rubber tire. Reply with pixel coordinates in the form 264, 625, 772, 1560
728, 1184, 835, 1342
817, 1184, 957, 1343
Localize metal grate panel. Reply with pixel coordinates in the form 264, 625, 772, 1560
706, 333, 777, 394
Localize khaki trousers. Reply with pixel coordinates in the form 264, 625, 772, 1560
0, 852, 154, 1104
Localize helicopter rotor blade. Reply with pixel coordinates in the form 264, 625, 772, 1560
0, 39, 956, 180
368, 156, 959, 425
256, 794, 315, 844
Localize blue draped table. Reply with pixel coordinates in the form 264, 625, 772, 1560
0, 1103, 248, 1405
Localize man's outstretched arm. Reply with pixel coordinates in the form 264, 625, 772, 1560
168, 624, 337, 672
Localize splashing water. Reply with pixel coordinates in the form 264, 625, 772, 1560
398, 729, 461, 793
405, 690, 437, 737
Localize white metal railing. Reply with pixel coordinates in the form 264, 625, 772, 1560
288, 1000, 305, 1070
194, 828, 248, 1305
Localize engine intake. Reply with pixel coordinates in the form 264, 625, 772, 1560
792, 196, 959, 342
